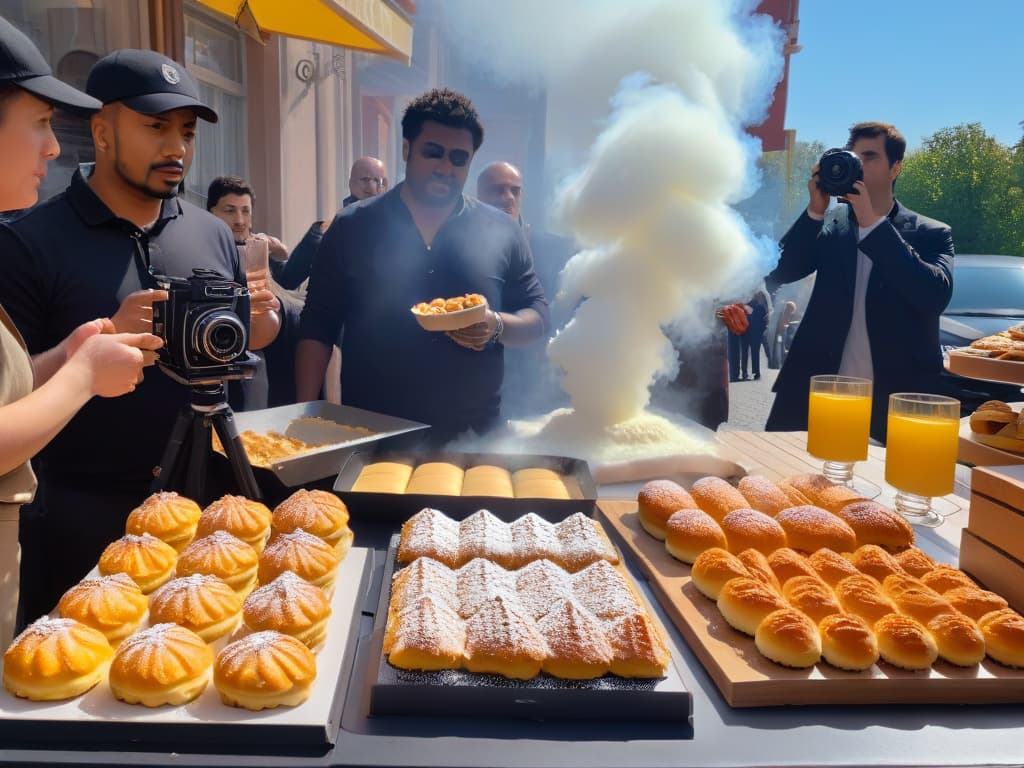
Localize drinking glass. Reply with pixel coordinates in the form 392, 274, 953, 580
885, 393, 961, 528
806, 375, 880, 498
239, 236, 270, 314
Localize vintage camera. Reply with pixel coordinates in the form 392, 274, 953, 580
816, 148, 863, 196
151, 268, 258, 386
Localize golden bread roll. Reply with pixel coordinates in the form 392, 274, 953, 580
754, 607, 822, 668
397, 507, 460, 567
943, 586, 1009, 621
977, 609, 1024, 668
149, 574, 243, 643
919, 565, 977, 594
717, 576, 788, 636
834, 574, 897, 626
108, 623, 212, 706
812, 485, 866, 515
57, 573, 148, 644
720, 508, 787, 555
817, 613, 879, 671
775, 506, 857, 554
195, 494, 272, 552
555, 513, 619, 572
215, 630, 317, 709
737, 475, 792, 517
259, 529, 340, 592
664, 509, 727, 564
3, 617, 112, 701
271, 489, 352, 556
767, 547, 821, 587
834, 501, 914, 551
782, 575, 842, 624
736, 548, 782, 593
537, 599, 613, 679
512, 467, 570, 499
243, 571, 332, 648
386, 594, 466, 671
406, 462, 465, 496
688, 476, 749, 523
98, 533, 178, 594
775, 480, 814, 508
690, 548, 751, 601
969, 400, 1015, 434
561, 476, 584, 500
785, 474, 862, 514
845, 544, 908, 582
881, 574, 957, 625
176, 530, 259, 596
350, 461, 414, 494
461, 465, 515, 498
604, 612, 671, 678
806, 547, 861, 587
637, 479, 697, 540
463, 595, 547, 679
926, 613, 986, 667
125, 491, 202, 552
894, 546, 937, 578
873, 613, 938, 670
507, 513, 562, 569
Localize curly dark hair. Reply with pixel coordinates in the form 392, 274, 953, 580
401, 88, 483, 151
206, 175, 254, 211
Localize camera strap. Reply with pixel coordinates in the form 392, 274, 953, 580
130, 230, 162, 289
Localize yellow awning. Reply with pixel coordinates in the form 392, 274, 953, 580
196, 0, 413, 64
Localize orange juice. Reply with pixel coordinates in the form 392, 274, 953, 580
806, 391, 871, 462
885, 413, 959, 497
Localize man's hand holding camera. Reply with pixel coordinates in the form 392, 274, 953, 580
807, 162, 831, 217
111, 289, 169, 334
838, 180, 883, 229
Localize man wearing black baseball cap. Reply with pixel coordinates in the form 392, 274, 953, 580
0, 47, 280, 625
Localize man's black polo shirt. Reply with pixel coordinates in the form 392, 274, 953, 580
300, 184, 549, 439
0, 171, 243, 485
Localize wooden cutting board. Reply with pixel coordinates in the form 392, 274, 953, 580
596, 500, 1024, 707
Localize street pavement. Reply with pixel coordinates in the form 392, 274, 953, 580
719, 366, 779, 431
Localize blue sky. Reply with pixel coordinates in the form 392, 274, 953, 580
784, 0, 1024, 150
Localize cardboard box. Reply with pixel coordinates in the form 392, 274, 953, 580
972, 464, 1024, 509
959, 529, 1024, 614
967, 492, 1024, 563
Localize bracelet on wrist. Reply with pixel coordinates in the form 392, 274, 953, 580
489, 312, 504, 345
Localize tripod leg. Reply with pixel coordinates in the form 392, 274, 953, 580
211, 410, 263, 500
183, 413, 210, 502
151, 404, 195, 493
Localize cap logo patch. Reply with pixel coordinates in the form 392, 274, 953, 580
161, 63, 180, 85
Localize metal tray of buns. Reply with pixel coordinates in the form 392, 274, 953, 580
366, 534, 692, 723
334, 450, 598, 523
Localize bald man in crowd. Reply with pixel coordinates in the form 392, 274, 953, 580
343, 156, 387, 207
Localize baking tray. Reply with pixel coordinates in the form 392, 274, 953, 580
334, 450, 597, 523
215, 401, 428, 490
0, 548, 374, 750
366, 534, 692, 723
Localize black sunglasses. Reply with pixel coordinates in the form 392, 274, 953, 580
420, 142, 470, 168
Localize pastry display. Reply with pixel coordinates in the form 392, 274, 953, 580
195, 494, 273, 552
214, 631, 317, 710
966, 399, 1024, 452
411, 292, 486, 315
3, 617, 113, 701
271, 489, 353, 557
98, 533, 178, 594
243, 571, 332, 648
963, 332, 1024, 360
258, 529, 340, 592
350, 459, 585, 499
148, 574, 243, 643
637, 479, 698, 539
664, 508, 727, 564
176, 531, 259, 596
124, 491, 202, 552
108, 623, 213, 706
57, 573, 148, 644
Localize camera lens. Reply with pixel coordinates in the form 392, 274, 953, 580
193, 310, 247, 363
817, 148, 863, 196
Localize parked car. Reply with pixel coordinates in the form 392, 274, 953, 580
769, 254, 1024, 412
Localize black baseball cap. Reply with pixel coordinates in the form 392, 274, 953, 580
86, 49, 218, 123
0, 15, 101, 113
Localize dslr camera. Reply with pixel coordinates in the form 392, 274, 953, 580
816, 148, 863, 196
152, 268, 259, 386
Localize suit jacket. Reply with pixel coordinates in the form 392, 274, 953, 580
765, 200, 954, 441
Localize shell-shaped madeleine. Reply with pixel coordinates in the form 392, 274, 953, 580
215, 631, 316, 692
196, 494, 272, 544
125, 492, 201, 542
177, 531, 258, 582
110, 623, 212, 686
58, 573, 148, 640
149, 574, 242, 637
258, 529, 339, 585
271, 489, 349, 538
243, 571, 331, 634
4, 617, 112, 682
98, 534, 178, 593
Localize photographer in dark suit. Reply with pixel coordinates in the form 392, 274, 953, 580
763, 122, 954, 442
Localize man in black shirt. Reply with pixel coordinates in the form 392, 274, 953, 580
296, 89, 549, 443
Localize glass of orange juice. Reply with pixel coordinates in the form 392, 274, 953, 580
885, 393, 960, 528
807, 375, 880, 498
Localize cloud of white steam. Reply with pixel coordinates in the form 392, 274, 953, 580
442, 0, 785, 456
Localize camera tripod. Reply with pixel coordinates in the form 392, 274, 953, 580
151, 382, 262, 501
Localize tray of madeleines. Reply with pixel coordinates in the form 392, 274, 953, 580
334, 450, 597, 522
594, 473, 1024, 707
0, 489, 373, 748
947, 324, 1024, 384
365, 507, 692, 722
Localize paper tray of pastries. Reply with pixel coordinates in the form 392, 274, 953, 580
947, 348, 1024, 385
366, 526, 692, 722
0, 548, 373, 749
334, 450, 598, 523
211, 401, 428, 492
